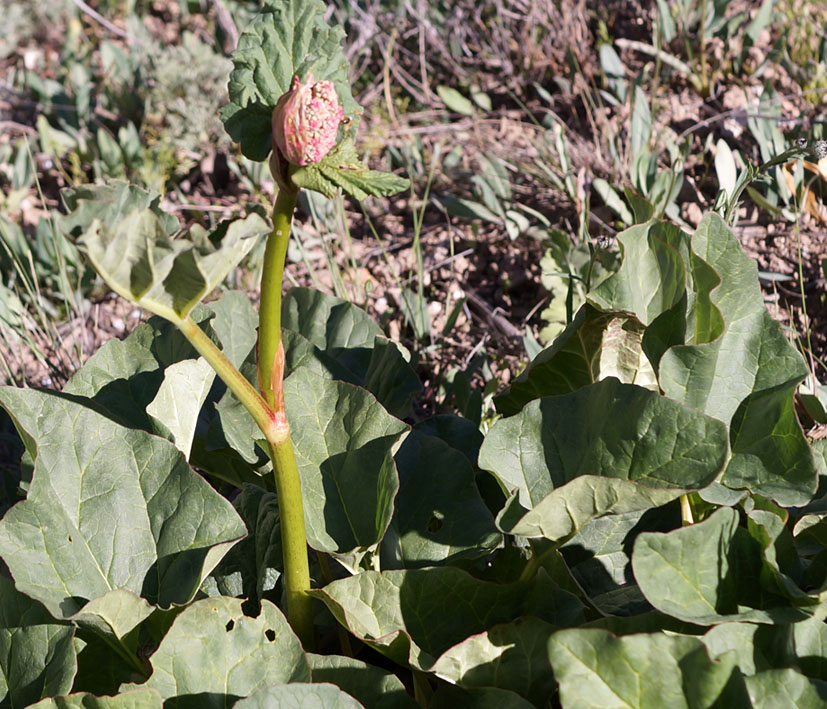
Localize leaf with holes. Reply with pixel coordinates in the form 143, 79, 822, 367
121, 597, 309, 704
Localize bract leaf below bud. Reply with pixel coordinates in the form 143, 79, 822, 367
272, 73, 345, 168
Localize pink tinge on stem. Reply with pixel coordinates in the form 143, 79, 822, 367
272, 73, 345, 166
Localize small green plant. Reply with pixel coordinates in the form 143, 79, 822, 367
632, 0, 778, 96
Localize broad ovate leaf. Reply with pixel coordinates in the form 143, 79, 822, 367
208, 356, 265, 466
306, 654, 416, 709
70, 589, 154, 670
62, 311, 207, 432
0, 575, 76, 707
234, 684, 363, 708
430, 617, 557, 705
122, 597, 309, 704
309, 567, 582, 670
559, 505, 680, 617
496, 476, 683, 542
282, 287, 421, 418
480, 377, 727, 511
589, 219, 689, 326
632, 507, 808, 625
284, 367, 409, 556
78, 209, 268, 324
701, 616, 827, 678
548, 628, 738, 708
429, 685, 534, 708
413, 414, 484, 467
743, 668, 827, 708
28, 688, 163, 709
0, 387, 246, 619
590, 213, 817, 506
59, 181, 178, 238
221, 0, 359, 161
283, 286, 385, 353
146, 357, 215, 457
203, 485, 282, 602
495, 306, 657, 416
659, 215, 814, 504
381, 430, 501, 568
207, 290, 259, 368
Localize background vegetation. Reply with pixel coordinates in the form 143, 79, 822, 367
1, 0, 826, 422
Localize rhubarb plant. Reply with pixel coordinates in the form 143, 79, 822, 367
2, 1, 827, 707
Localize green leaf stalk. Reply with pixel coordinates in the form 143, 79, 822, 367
258, 185, 313, 648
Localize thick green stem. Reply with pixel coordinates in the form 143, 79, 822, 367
181, 186, 313, 646
258, 186, 314, 648
259, 187, 298, 408
267, 434, 313, 648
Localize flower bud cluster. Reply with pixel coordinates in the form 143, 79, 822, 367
272, 73, 344, 167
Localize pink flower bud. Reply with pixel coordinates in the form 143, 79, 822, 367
272, 73, 345, 167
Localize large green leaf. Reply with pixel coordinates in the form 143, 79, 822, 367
59, 182, 178, 238
559, 505, 680, 616
0, 387, 246, 619
283, 287, 384, 349
206, 290, 259, 369
234, 684, 363, 708
589, 220, 689, 326
29, 688, 163, 709
659, 216, 814, 504
63, 294, 257, 473
479, 377, 727, 511
309, 567, 583, 670
430, 617, 557, 705
655, 215, 806, 421
306, 654, 416, 709
62, 311, 207, 432
208, 356, 265, 465
743, 668, 827, 707
64, 294, 267, 488
203, 485, 282, 602
78, 209, 269, 324
284, 367, 409, 556
282, 287, 420, 417
582, 612, 706, 637
413, 415, 483, 467
632, 507, 808, 625
589, 214, 816, 505
547, 627, 739, 708
221, 0, 359, 162
381, 430, 501, 569
0, 575, 76, 707
146, 357, 214, 457
281, 288, 421, 418
722, 383, 817, 506
496, 476, 682, 543
70, 589, 155, 681
742, 496, 807, 603
495, 306, 657, 416
702, 617, 827, 679
122, 597, 309, 707
429, 685, 534, 708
